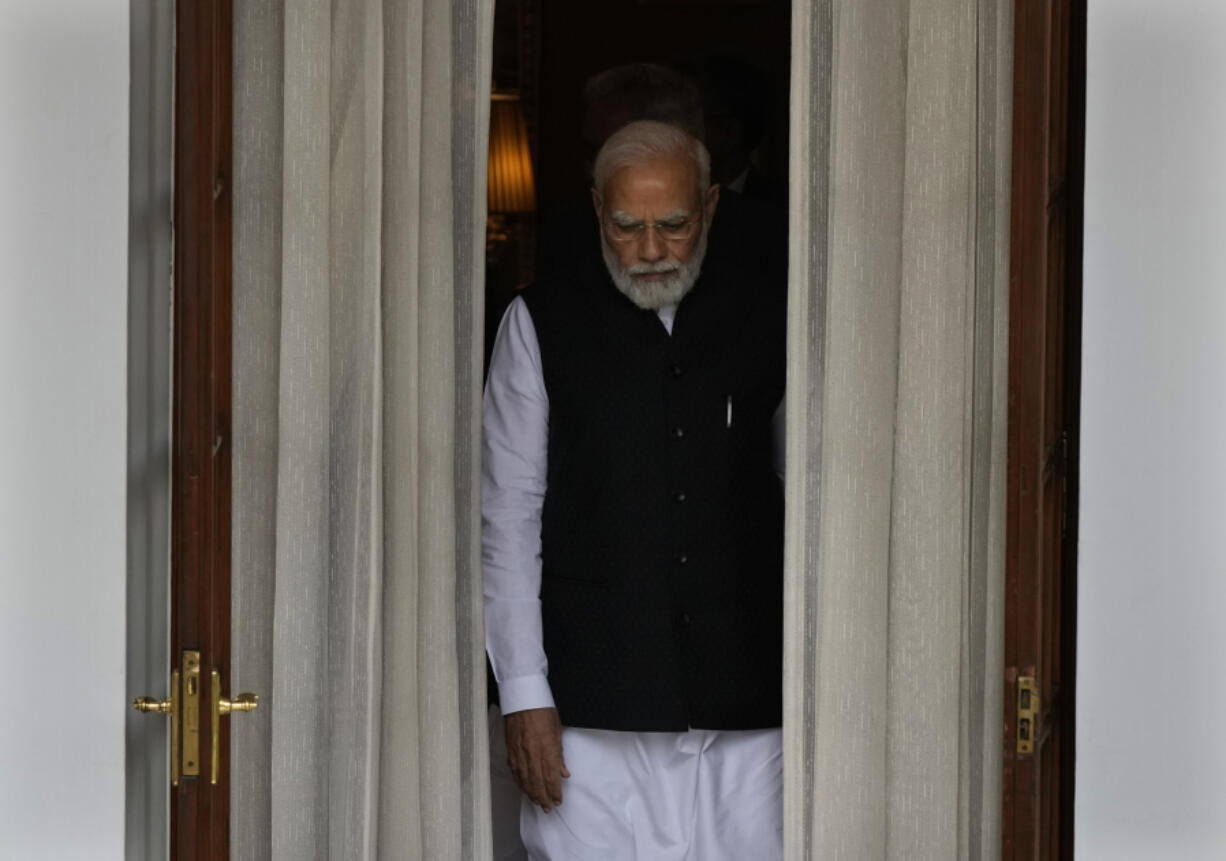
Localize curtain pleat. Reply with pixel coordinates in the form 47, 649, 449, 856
232, 1, 493, 858
232, 2, 284, 857
783, 2, 1012, 859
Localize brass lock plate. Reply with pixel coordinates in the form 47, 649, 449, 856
1017, 675, 1039, 756
181, 650, 201, 777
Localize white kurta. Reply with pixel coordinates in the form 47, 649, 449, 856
483, 296, 784, 860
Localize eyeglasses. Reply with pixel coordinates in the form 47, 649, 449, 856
602, 215, 701, 244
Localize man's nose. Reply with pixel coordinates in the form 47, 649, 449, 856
638, 226, 667, 262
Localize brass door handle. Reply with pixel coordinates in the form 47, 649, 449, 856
133, 668, 181, 785
219, 691, 259, 714
133, 656, 260, 787
133, 697, 172, 714
211, 670, 258, 784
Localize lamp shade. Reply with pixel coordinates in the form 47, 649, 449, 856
488, 93, 536, 214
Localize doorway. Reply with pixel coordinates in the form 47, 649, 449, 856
483, 3, 794, 857
125, 2, 1085, 857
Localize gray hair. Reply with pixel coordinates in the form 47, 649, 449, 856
592, 120, 711, 198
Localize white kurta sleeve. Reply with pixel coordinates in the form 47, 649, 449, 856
483, 296, 555, 715
771, 397, 786, 483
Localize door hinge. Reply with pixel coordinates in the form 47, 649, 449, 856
1017, 675, 1040, 756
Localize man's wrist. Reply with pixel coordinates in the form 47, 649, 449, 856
497, 674, 555, 716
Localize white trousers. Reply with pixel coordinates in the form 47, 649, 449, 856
520, 725, 783, 861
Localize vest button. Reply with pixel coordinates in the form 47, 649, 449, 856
671, 426, 684, 439
676, 552, 689, 565
673, 490, 687, 503
679, 612, 692, 627
670, 364, 683, 378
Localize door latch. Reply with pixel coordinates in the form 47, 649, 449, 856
133, 650, 258, 786
1017, 675, 1039, 756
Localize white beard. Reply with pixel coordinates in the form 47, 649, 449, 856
601, 227, 708, 311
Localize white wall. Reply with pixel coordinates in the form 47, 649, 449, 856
1079, 2, 1226, 858
0, 2, 129, 858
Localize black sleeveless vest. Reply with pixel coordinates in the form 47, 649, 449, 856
522, 255, 786, 731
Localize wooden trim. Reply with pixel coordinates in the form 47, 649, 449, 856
1003, 2, 1049, 850
1003, 1, 1085, 857
171, 1, 232, 858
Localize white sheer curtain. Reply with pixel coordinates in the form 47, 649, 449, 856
783, 1, 1013, 858
231, 1, 493, 858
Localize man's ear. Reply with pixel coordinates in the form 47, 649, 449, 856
705, 184, 721, 223
591, 188, 602, 220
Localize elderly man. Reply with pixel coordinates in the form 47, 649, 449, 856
483, 120, 785, 860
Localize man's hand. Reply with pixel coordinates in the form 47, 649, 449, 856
504, 707, 570, 812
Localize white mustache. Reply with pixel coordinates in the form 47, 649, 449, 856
627, 262, 679, 276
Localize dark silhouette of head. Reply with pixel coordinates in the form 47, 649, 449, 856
692, 54, 768, 188
580, 62, 704, 177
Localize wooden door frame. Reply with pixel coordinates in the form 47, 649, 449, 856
171, 0, 233, 857
1002, 1, 1086, 857
167, 3, 1087, 858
